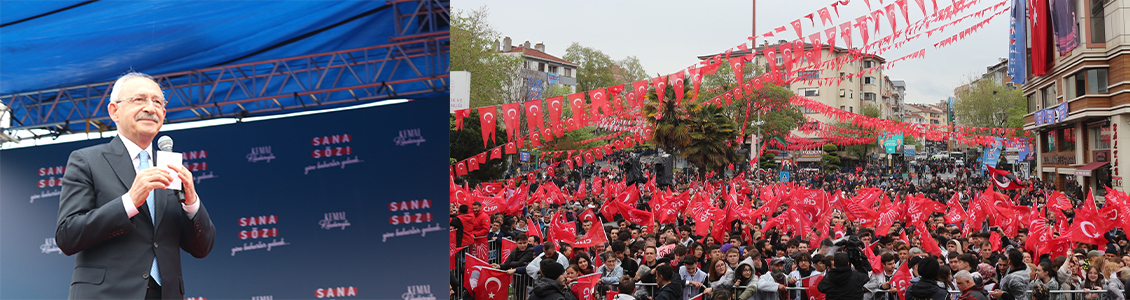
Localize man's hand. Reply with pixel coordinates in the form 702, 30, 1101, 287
168, 164, 196, 205
989, 290, 1004, 298
778, 284, 786, 291
506, 269, 516, 275
491, 263, 500, 268
129, 167, 173, 207
789, 277, 797, 284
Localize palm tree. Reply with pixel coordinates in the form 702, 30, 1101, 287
642, 77, 742, 175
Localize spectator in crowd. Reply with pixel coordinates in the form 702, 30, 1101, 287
866, 253, 901, 300
991, 249, 1030, 300
956, 270, 989, 300
679, 255, 708, 300
734, 262, 757, 300
704, 258, 734, 297
818, 252, 871, 300
529, 241, 571, 281
574, 252, 595, 275
1030, 261, 1061, 300
1080, 267, 1106, 300
528, 260, 575, 300
653, 264, 683, 300
905, 255, 947, 300
597, 251, 624, 294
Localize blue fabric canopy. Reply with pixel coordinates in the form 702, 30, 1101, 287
1, 1, 402, 95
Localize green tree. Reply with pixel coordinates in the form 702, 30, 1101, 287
450, 114, 509, 185
821, 144, 841, 170
953, 79, 1026, 129
759, 152, 778, 169
452, 7, 522, 107
696, 60, 800, 144
563, 43, 648, 94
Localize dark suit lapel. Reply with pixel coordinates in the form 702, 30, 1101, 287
103, 136, 135, 193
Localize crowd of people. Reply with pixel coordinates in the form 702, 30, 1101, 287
451, 151, 1130, 300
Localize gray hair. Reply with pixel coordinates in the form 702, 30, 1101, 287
108, 72, 156, 103
909, 247, 924, 255
954, 270, 973, 281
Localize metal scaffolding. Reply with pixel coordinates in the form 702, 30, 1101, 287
1, 0, 449, 140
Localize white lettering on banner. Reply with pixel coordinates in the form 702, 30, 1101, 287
315, 286, 358, 298
251, 296, 272, 300
40, 238, 61, 254
394, 128, 426, 146
381, 223, 443, 242
29, 189, 61, 203
230, 238, 290, 256
304, 133, 365, 175
402, 285, 436, 300
195, 171, 217, 184
186, 297, 208, 300
247, 146, 276, 163
319, 212, 351, 230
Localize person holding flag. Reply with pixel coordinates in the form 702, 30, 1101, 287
904, 256, 948, 300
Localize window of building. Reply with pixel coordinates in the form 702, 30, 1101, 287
1086, 68, 1108, 93
538, 62, 545, 72
840, 105, 846, 111
864, 77, 876, 85
1044, 130, 1057, 152
1060, 127, 1075, 152
524, 61, 530, 69
776, 56, 784, 65
548, 65, 559, 74
1090, 0, 1106, 44
564, 68, 572, 77
1028, 94, 1037, 113
799, 70, 820, 80
849, 90, 853, 98
1041, 85, 1057, 108
839, 89, 846, 97
863, 60, 875, 68
1092, 124, 1111, 150
1066, 68, 1109, 98
800, 87, 819, 96
863, 92, 876, 101
849, 106, 853, 113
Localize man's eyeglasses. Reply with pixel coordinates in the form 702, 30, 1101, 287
123, 96, 167, 109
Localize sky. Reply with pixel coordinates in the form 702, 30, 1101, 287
457, 0, 1013, 105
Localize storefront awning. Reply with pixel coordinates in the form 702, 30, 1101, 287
1074, 161, 1109, 177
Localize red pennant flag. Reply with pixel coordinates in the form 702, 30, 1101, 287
917, 225, 943, 256
839, 21, 854, 50
890, 263, 912, 300
546, 96, 564, 128
455, 109, 470, 131
631, 80, 648, 107
806, 275, 826, 300
818, 8, 833, 26
525, 99, 544, 132
567, 92, 587, 127
527, 216, 543, 240
864, 241, 883, 274
855, 15, 872, 45
501, 102, 521, 141
791, 19, 804, 39
588, 88, 608, 121
944, 192, 967, 224
500, 238, 516, 263
671, 71, 685, 105
572, 273, 602, 300
479, 107, 498, 147
652, 75, 668, 103
575, 220, 609, 248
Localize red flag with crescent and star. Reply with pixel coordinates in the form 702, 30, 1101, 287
478, 106, 497, 147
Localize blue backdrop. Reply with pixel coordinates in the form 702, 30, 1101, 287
1, 99, 448, 299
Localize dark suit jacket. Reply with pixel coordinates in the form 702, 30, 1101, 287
56, 136, 216, 300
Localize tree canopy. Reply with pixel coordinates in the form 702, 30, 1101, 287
953, 79, 1026, 129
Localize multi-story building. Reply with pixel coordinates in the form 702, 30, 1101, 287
1021, 0, 1128, 197
496, 37, 579, 101
905, 104, 946, 125
700, 40, 902, 127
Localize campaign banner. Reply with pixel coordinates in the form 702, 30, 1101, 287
0, 100, 448, 299
1007, 0, 1026, 85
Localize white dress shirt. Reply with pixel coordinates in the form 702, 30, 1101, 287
118, 135, 200, 219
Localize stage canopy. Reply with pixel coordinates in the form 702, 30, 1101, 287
1, 0, 450, 134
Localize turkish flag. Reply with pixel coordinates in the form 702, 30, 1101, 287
671, 71, 685, 105
525, 99, 543, 131
986, 166, 1027, 190
505, 185, 528, 215
572, 273, 601, 300
631, 80, 648, 107
474, 267, 511, 300
864, 241, 883, 274
1067, 191, 1110, 247
614, 200, 654, 226
546, 96, 564, 127
500, 238, 516, 263
652, 75, 668, 103
464, 253, 490, 292
454, 109, 470, 131
891, 260, 912, 300
580, 208, 598, 225
479, 106, 498, 147
589, 88, 609, 120
501, 102, 521, 141
806, 275, 826, 300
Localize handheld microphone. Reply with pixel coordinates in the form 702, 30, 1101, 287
157, 136, 187, 203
